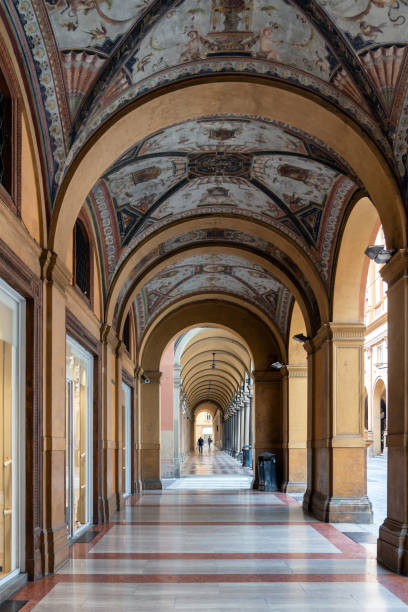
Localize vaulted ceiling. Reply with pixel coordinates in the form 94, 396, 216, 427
178, 327, 250, 411
5, 0, 408, 347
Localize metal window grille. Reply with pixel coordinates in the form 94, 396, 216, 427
75, 222, 90, 296
123, 315, 131, 353
0, 90, 6, 186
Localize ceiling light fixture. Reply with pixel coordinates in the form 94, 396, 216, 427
211, 352, 217, 369
364, 245, 395, 264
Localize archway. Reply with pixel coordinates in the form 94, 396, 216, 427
50, 79, 406, 267
373, 379, 387, 456
137, 299, 284, 490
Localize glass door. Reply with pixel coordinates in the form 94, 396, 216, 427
122, 382, 132, 497
66, 337, 93, 539
0, 280, 25, 583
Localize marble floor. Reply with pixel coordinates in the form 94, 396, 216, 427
10, 448, 408, 611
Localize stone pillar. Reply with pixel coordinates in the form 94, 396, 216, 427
240, 402, 245, 455
282, 365, 307, 493
244, 396, 250, 446
173, 365, 182, 477
252, 371, 282, 488
303, 323, 372, 523
378, 251, 408, 574
41, 251, 71, 573
236, 408, 241, 460
139, 370, 162, 489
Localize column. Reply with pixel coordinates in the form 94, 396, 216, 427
236, 407, 241, 460
41, 251, 71, 573
252, 371, 282, 489
139, 369, 162, 489
281, 364, 307, 493
240, 401, 245, 456
244, 395, 250, 446
173, 365, 182, 477
303, 323, 372, 523
378, 251, 408, 573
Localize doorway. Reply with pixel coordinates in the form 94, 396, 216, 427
65, 336, 93, 539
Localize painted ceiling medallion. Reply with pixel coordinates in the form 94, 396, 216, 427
188, 152, 252, 178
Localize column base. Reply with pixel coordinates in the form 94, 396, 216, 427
304, 490, 373, 523
142, 479, 162, 490
377, 518, 408, 574
281, 481, 307, 493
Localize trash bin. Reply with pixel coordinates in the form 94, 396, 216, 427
242, 445, 253, 468
258, 452, 278, 491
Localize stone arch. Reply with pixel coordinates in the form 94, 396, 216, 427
332, 197, 381, 322
50, 80, 406, 267
137, 298, 283, 489
111, 237, 326, 341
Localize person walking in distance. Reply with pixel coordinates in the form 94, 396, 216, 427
197, 436, 204, 454
208, 436, 212, 450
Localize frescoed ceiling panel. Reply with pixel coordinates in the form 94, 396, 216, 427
8, 0, 408, 200
133, 253, 293, 344
87, 116, 360, 297
113, 227, 320, 337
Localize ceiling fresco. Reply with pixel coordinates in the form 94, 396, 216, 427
133, 253, 292, 344
7, 0, 408, 198
113, 227, 320, 335
86, 116, 360, 297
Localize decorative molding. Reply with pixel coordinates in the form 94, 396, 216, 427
381, 249, 408, 288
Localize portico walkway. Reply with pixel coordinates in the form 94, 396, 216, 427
11, 449, 408, 610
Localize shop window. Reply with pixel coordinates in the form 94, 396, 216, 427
66, 337, 93, 538
74, 220, 91, 298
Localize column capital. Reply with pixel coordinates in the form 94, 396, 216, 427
143, 370, 162, 384
287, 365, 308, 378
305, 322, 365, 353
100, 323, 120, 351
40, 249, 71, 292
252, 370, 282, 382
381, 249, 408, 287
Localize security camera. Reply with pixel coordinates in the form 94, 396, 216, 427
270, 361, 285, 370
141, 374, 150, 384
293, 333, 310, 343
365, 245, 395, 264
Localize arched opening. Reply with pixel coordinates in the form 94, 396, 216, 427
194, 405, 215, 451
138, 299, 283, 491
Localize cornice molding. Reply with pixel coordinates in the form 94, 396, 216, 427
40, 249, 71, 291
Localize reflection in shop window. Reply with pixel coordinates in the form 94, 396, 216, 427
0, 282, 25, 581
66, 338, 93, 539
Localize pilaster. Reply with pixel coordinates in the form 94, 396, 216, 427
140, 370, 162, 489
252, 370, 282, 489
303, 323, 372, 523
281, 365, 307, 493
377, 250, 408, 573
40, 250, 71, 573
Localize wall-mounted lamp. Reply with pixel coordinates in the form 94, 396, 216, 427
364, 245, 395, 264
141, 374, 150, 384
211, 352, 217, 369
293, 333, 310, 343
270, 361, 285, 370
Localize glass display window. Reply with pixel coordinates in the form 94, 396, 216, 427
0, 280, 25, 583
122, 382, 132, 497
66, 337, 93, 539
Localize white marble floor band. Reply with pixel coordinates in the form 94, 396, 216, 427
30, 582, 407, 611
59, 557, 389, 575
91, 524, 341, 554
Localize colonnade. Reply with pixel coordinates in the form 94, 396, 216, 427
223, 382, 253, 465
